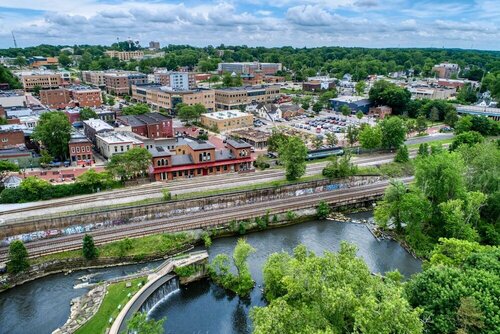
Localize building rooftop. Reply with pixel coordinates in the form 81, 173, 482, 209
0, 124, 28, 132
149, 145, 173, 157
203, 110, 250, 120
134, 84, 207, 94
230, 129, 270, 141
226, 138, 251, 149
96, 132, 143, 145
332, 96, 369, 103
83, 118, 114, 132
172, 154, 194, 166
215, 84, 279, 92
184, 137, 215, 150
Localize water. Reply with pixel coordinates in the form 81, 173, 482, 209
141, 277, 180, 314
0, 261, 161, 334
0, 213, 421, 334
148, 213, 421, 334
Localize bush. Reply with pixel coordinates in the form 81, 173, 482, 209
82, 234, 98, 260
174, 264, 198, 277
162, 188, 172, 201
316, 201, 331, 219
394, 145, 409, 163
7, 240, 29, 273
201, 232, 212, 248
286, 211, 297, 221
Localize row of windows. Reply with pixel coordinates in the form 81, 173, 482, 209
114, 145, 130, 152
71, 146, 91, 154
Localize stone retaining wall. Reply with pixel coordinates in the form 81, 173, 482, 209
1, 176, 382, 245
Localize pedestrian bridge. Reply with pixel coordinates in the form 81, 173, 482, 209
109, 250, 209, 334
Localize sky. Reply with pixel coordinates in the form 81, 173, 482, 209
0, 0, 499, 50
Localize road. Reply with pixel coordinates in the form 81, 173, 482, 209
0, 151, 412, 222
0, 177, 413, 262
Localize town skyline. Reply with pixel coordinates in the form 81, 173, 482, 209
1, 0, 499, 50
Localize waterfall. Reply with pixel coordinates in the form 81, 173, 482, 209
140, 276, 180, 315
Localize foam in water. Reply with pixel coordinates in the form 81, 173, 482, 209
141, 277, 180, 315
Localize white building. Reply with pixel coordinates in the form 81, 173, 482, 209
95, 132, 144, 159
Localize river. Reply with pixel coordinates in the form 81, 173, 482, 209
0, 212, 421, 334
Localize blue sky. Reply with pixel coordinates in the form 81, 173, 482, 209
0, 0, 499, 50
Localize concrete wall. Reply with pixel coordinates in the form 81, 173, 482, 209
0, 176, 382, 244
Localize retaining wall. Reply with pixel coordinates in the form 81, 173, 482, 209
1, 176, 382, 245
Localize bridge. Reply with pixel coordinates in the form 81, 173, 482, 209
109, 250, 208, 334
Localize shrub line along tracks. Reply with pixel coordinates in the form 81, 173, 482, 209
0, 177, 413, 262
1, 151, 409, 220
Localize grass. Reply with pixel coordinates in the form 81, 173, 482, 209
356, 161, 414, 178
406, 137, 454, 149
31, 232, 194, 264
75, 277, 146, 334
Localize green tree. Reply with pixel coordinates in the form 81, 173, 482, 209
369, 80, 411, 114
76, 169, 115, 193
345, 124, 359, 146
0, 160, 20, 184
318, 90, 337, 108
252, 243, 423, 334
313, 136, 323, 149
32, 111, 72, 160
359, 125, 382, 150
444, 109, 459, 127
394, 145, 409, 163
106, 147, 152, 180
8, 240, 29, 273
355, 110, 364, 119
379, 117, 407, 150
416, 114, 428, 134
278, 136, 307, 181
127, 312, 165, 334
58, 53, 72, 67
429, 106, 440, 125
449, 131, 484, 151
340, 104, 351, 116
312, 101, 322, 113
79, 107, 98, 121
122, 103, 150, 115
316, 201, 330, 219
417, 143, 429, 157
267, 130, 288, 152
454, 115, 473, 134
355, 81, 366, 95
322, 154, 357, 180
15, 55, 27, 67
325, 132, 338, 147
82, 234, 98, 260
19, 176, 52, 201
39, 149, 52, 165
106, 96, 115, 106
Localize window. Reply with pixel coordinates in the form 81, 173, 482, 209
157, 160, 161, 166
71, 147, 75, 153
120, 146, 124, 152
223, 165, 228, 171
216, 166, 220, 172
86, 146, 90, 152
76, 147, 80, 153
114, 146, 118, 152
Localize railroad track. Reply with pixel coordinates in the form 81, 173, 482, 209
1, 152, 401, 218
0, 178, 412, 262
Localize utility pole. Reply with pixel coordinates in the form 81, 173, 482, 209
12, 31, 18, 48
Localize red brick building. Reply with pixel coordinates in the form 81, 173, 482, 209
117, 113, 173, 139
0, 127, 25, 149
68, 137, 93, 166
40, 88, 71, 109
150, 138, 253, 181
40, 86, 102, 109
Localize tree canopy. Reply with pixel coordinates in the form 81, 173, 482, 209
252, 243, 423, 334
32, 111, 72, 160
106, 147, 152, 180
278, 136, 308, 181
122, 103, 150, 115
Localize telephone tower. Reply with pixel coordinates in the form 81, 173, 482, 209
12, 31, 18, 48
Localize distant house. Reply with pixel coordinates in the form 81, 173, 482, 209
3, 175, 22, 188
255, 103, 304, 120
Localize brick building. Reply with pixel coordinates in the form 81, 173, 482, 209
0, 126, 25, 149
131, 84, 215, 112
19, 72, 62, 91
81, 71, 106, 87
116, 113, 173, 139
40, 86, 102, 109
104, 72, 148, 95
214, 85, 281, 110
150, 137, 253, 181
217, 62, 282, 75
432, 63, 460, 79
28, 56, 59, 68
68, 137, 93, 166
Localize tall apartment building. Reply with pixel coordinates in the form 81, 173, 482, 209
18, 71, 63, 91
40, 85, 102, 108
131, 84, 215, 112
104, 50, 144, 61
154, 71, 196, 90
432, 63, 460, 79
214, 85, 281, 110
149, 41, 160, 50
217, 62, 282, 75
81, 71, 106, 87
104, 72, 148, 95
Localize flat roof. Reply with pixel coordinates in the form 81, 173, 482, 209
331, 96, 369, 103
226, 138, 251, 149
202, 110, 250, 120
215, 84, 280, 92
83, 118, 114, 132
184, 137, 215, 150
96, 132, 143, 145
